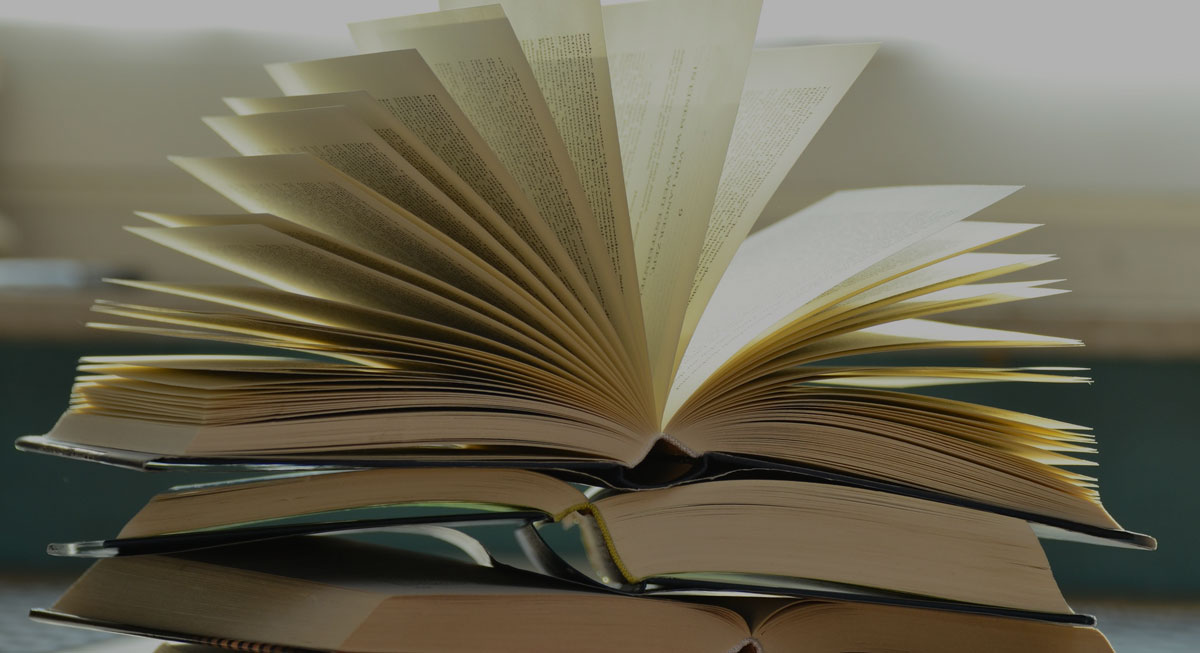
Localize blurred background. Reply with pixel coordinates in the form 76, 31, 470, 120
0, 1, 1196, 651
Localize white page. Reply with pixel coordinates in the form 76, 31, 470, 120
665, 185, 1021, 424
350, 8, 627, 330
603, 0, 762, 416
678, 43, 878, 361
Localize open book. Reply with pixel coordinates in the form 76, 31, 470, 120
48, 468, 1087, 617
41, 537, 1116, 653
23, 0, 1148, 548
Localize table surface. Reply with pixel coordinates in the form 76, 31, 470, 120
3, 575, 1198, 652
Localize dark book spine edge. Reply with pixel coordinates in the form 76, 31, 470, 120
192, 637, 307, 653
28, 609, 325, 653
48, 511, 547, 558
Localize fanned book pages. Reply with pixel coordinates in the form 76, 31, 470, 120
21, 0, 1151, 552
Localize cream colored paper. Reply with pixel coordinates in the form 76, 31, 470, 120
204, 107, 534, 286
169, 154, 498, 301
439, 0, 639, 302
225, 91, 539, 259
120, 224, 613, 390
779, 221, 1046, 327
666, 185, 1021, 423
124, 224, 494, 334
165, 154, 606, 365
790, 319, 1082, 363
225, 92, 522, 246
845, 252, 1058, 313
263, 51, 586, 307
678, 43, 879, 360
350, 8, 626, 329
602, 0, 762, 416
223, 91, 637, 395
436, 0, 650, 395
259, 55, 652, 408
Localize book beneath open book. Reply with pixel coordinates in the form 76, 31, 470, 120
49, 468, 1090, 617
41, 537, 1117, 653
22, 0, 1151, 551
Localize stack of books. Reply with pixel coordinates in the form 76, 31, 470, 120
18, 1, 1154, 651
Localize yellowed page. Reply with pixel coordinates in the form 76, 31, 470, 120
437, 0, 638, 293
804, 283, 1069, 344
167, 153, 583, 348
119, 225, 621, 391
678, 272, 1063, 418
125, 223, 527, 346
905, 279, 1065, 304
350, 8, 628, 332
741, 223, 1051, 345
263, 52, 592, 312
843, 252, 1058, 313
603, 0, 761, 417
665, 186, 1021, 424
88, 300, 617, 410
223, 92, 641, 404
77, 335, 608, 417
226, 91, 495, 226
759, 260, 1061, 354
678, 43, 879, 361
225, 90, 569, 282
259, 55, 651, 423
437, 0, 650, 395
746, 365, 1088, 391
77, 354, 340, 372
132, 209, 638, 417
171, 154, 489, 293
783, 319, 1082, 365
135, 212, 634, 403
204, 107, 545, 290
101, 277, 602, 383
89, 301, 514, 373
814, 221, 1043, 311
203, 107, 630, 368
134, 211, 506, 308
107, 280, 540, 366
